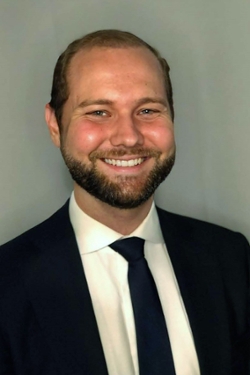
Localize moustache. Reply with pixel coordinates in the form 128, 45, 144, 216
89, 148, 161, 161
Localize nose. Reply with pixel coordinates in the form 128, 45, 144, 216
110, 115, 144, 148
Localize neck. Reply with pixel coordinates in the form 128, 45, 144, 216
73, 184, 153, 235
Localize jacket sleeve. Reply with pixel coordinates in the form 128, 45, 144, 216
0, 329, 14, 375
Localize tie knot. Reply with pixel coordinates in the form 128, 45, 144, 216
110, 237, 145, 263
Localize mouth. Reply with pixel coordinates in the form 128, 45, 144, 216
103, 157, 145, 167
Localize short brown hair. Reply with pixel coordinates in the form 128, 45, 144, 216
49, 29, 174, 126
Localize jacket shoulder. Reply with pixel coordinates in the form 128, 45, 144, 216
156, 206, 250, 272
157, 206, 250, 298
0, 201, 70, 262
156, 206, 248, 244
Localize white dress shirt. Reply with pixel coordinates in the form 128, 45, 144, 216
69, 193, 200, 375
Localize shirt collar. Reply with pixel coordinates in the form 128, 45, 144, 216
69, 192, 164, 255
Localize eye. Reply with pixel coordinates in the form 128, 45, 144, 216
140, 108, 160, 116
88, 110, 108, 117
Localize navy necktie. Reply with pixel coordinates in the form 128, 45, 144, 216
110, 237, 176, 375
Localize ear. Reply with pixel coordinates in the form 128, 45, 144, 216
45, 104, 61, 148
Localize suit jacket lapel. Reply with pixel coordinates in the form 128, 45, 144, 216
22, 202, 108, 375
157, 207, 232, 375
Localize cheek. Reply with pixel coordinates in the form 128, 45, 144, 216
65, 122, 106, 154
145, 125, 175, 153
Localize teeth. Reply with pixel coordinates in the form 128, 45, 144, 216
104, 158, 144, 167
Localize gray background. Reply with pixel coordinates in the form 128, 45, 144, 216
1, 0, 249, 245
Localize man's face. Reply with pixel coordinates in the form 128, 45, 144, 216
48, 46, 175, 209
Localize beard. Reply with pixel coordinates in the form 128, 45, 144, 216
61, 147, 175, 209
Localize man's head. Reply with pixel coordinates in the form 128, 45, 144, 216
49, 29, 174, 127
46, 30, 176, 209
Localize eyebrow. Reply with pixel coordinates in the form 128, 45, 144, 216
135, 97, 168, 107
76, 97, 168, 110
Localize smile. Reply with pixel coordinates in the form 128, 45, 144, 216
104, 158, 145, 167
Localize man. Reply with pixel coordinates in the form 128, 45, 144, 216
0, 30, 249, 375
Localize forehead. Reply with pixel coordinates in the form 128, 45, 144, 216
67, 46, 165, 90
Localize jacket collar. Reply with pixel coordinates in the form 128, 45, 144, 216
22, 201, 108, 375
157, 207, 232, 375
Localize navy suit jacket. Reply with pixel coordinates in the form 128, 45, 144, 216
0, 201, 249, 375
